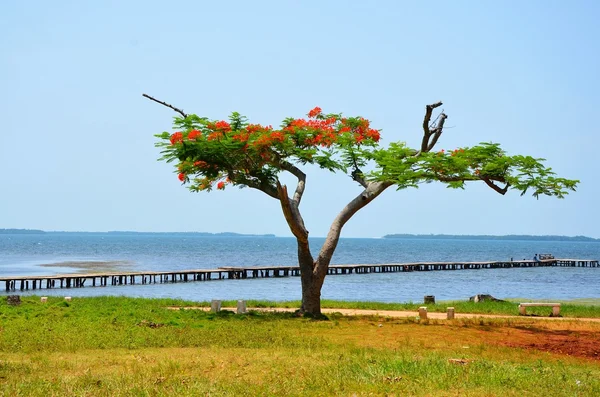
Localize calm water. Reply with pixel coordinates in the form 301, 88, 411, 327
1, 234, 599, 303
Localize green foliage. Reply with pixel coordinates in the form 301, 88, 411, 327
371, 142, 578, 197
156, 108, 578, 199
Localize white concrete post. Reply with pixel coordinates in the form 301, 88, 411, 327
64, 297, 72, 302
40, 297, 48, 303
236, 300, 247, 314
210, 299, 222, 312
447, 307, 455, 320
418, 306, 428, 320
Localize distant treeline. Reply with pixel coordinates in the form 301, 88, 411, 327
0, 229, 275, 237
383, 234, 599, 242
0, 228, 46, 234
103, 231, 276, 237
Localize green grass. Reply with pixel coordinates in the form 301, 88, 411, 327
1, 296, 599, 396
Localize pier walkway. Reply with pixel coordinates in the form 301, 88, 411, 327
1, 258, 598, 292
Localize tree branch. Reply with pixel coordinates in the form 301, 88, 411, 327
436, 174, 510, 194
351, 168, 368, 188
349, 153, 368, 188
280, 161, 307, 205
314, 181, 392, 277
276, 182, 309, 242
244, 179, 279, 199
482, 178, 510, 195
421, 101, 443, 152
142, 93, 188, 118
426, 112, 448, 151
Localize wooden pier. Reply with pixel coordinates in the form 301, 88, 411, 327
1, 258, 598, 292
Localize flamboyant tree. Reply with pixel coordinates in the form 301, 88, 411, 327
146, 94, 578, 316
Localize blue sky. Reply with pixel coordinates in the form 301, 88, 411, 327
1, 0, 598, 238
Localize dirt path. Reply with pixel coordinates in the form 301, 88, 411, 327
169, 306, 600, 323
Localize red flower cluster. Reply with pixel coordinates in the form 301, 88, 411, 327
207, 120, 231, 132
285, 117, 337, 132
247, 124, 272, 133
188, 129, 201, 140
207, 132, 223, 141
168, 108, 382, 183
170, 132, 183, 145
232, 124, 273, 143
307, 106, 322, 118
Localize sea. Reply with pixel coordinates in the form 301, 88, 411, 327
1, 233, 599, 303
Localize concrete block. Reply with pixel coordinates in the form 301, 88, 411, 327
64, 297, 72, 302
210, 299, 222, 312
41, 297, 48, 303
447, 307, 455, 320
237, 300, 247, 314
418, 306, 427, 320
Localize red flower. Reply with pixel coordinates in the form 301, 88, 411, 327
308, 107, 322, 118
170, 132, 183, 145
214, 121, 231, 131
207, 132, 223, 141
188, 129, 201, 140
217, 181, 225, 190
365, 129, 380, 142
178, 173, 185, 182
269, 131, 285, 142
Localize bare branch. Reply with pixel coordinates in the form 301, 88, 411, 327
142, 93, 188, 118
426, 113, 448, 151
421, 101, 443, 152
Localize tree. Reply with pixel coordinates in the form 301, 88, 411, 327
145, 94, 578, 316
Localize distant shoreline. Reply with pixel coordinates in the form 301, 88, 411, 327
0, 229, 276, 238
1, 228, 598, 242
383, 234, 599, 242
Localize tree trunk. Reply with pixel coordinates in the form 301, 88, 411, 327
296, 239, 326, 316
300, 273, 325, 315
277, 180, 391, 317
299, 182, 392, 316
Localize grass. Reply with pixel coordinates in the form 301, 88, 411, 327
1, 296, 599, 396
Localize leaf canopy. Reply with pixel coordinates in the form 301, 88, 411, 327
155, 107, 578, 199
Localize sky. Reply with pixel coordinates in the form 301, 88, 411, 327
1, 0, 599, 238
